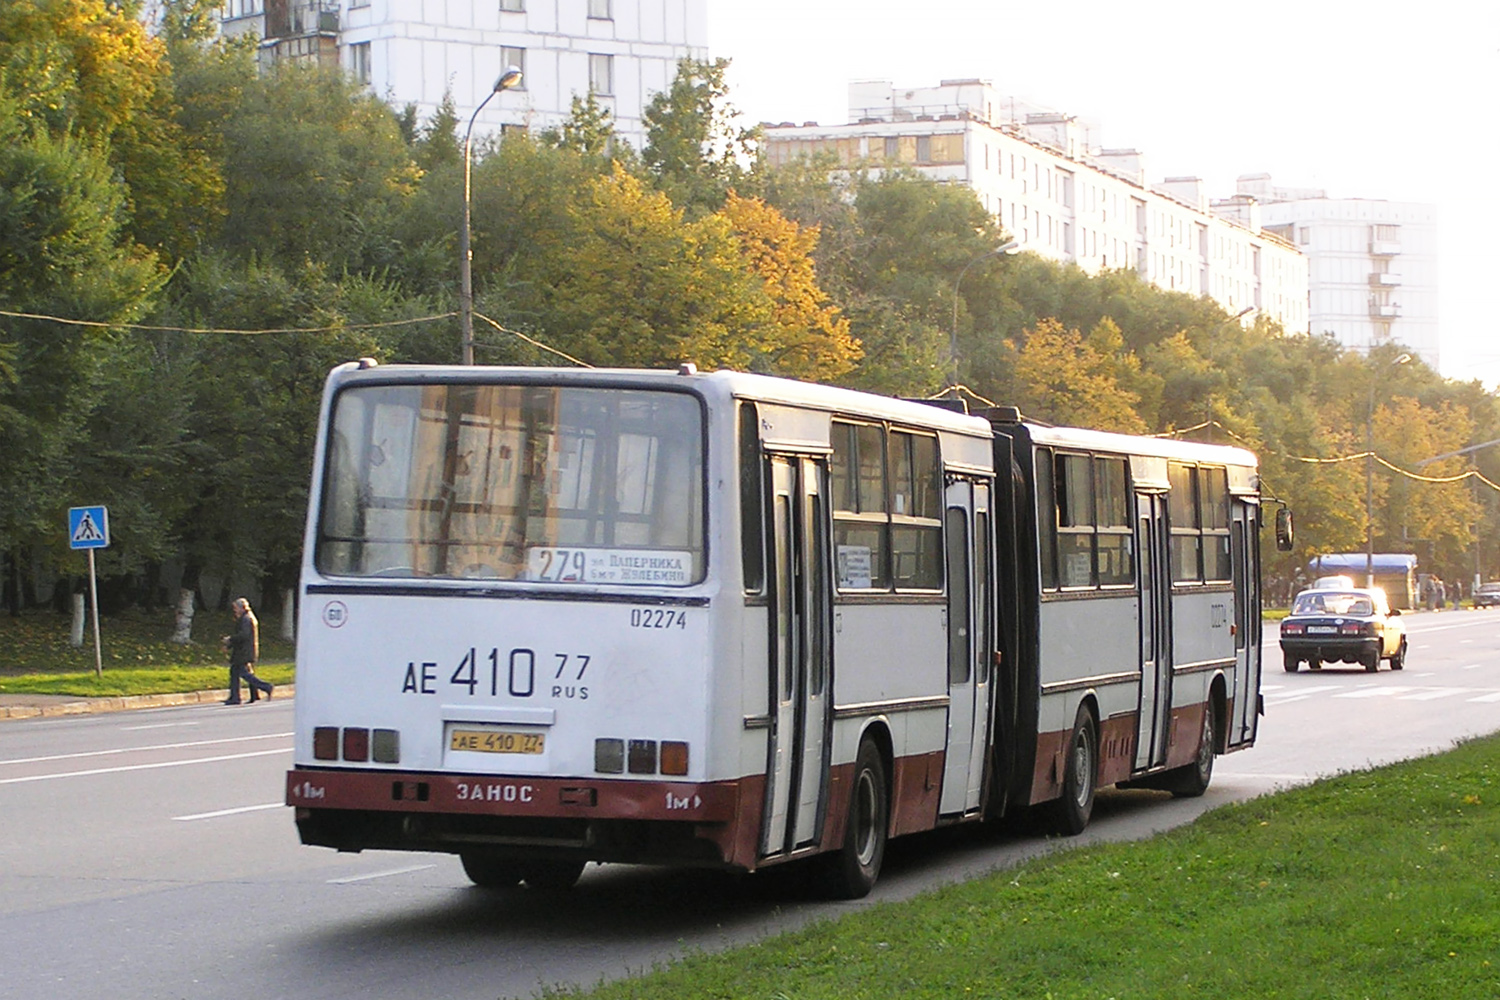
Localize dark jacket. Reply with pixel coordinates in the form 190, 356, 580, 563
228, 613, 259, 665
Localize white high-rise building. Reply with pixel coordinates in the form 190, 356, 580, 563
763, 80, 1309, 336
216, 0, 707, 146
1237, 174, 1439, 369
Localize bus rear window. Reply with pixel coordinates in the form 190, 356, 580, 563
317, 383, 705, 585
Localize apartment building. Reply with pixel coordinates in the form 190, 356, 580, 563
1238, 174, 1438, 369
216, 0, 707, 146
763, 80, 1309, 335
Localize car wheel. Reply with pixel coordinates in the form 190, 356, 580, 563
1363, 650, 1380, 672
1390, 637, 1407, 671
1309, 657, 1323, 671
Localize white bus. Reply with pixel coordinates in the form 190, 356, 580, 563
286, 362, 1280, 897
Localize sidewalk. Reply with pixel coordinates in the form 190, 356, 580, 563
0, 687, 294, 721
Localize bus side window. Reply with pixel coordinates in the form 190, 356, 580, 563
890, 430, 941, 589
1056, 453, 1094, 588
1168, 462, 1201, 583
1035, 447, 1058, 590
831, 422, 890, 590
739, 402, 765, 594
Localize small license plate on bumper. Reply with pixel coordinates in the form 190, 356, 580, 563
449, 729, 545, 754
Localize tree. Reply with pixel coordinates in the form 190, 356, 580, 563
1005, 319, 1146, 433
0, 0, 224, 260
544, 92, 621, 160
721, 193, 859, 381
642, 57, 758, 213
526, 164, 774, 369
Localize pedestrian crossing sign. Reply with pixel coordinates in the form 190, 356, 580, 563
68, 505, 110, 550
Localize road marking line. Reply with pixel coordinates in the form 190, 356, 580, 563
1333, 688, 1403, 699
1399, 689, 1465, 701
0, 747, 289, 785
1467, 692, 1500, 703
120, 722, 202, 732
174, 802, 284, 821
1462, 663, 1483, 670
0, 732, 292, 767
328, 865, 437, 884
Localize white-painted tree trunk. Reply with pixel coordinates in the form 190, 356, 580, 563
281, 588, 295, 642
170, 587, 196, 645
69, 593, 86, 648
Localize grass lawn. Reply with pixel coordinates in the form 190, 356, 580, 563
550, 736, 1500, 1000
0, 607, 296, 695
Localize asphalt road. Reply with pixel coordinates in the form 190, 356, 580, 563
2, 609, 1496, 1000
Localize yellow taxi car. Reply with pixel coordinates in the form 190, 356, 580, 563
1279, 587, 1407, 673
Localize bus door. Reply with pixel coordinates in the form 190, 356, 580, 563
762, 455, 832, 858
940, 481, 993, 816
1229, 499, 1261, 746
1134, 491, 1174, 770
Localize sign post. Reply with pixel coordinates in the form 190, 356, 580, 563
68, 506, 109, 677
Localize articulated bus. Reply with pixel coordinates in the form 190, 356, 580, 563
286, 361, 1275, 897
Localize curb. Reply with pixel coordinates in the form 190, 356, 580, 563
0, 687, 295, 721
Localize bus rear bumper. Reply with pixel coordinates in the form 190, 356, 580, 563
286, 767, 755, 867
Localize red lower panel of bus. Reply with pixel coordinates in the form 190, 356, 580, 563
1028, 704, 1206, 805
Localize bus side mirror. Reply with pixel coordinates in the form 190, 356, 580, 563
1274, 508, 1294, 552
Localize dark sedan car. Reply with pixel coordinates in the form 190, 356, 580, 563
1280, 587, 1407, 673
1474, 582, 1500, 608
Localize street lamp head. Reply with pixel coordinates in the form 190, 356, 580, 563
996, 239, 1020, 255
495, 67, 523, 92
1394, 352, 1411, 366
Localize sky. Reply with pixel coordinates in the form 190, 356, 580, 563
706, 0, 1500, 386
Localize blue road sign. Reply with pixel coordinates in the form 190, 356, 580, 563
68, 506, 110, 550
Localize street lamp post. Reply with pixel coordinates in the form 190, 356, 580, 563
1365, 351, 1411, 586
949, 239, 1019, 384
460, 66, 523, 366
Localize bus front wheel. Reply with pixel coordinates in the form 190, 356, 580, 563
819, 739, 889, 899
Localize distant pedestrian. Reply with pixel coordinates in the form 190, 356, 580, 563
222, 597, 273, 705
1435, 579, 1447, 612
1452, 579, 1464, 610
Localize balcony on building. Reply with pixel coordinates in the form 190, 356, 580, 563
1368, 300, 1402, 319
1369, 271, 1403, 287
260, 0, 340, 67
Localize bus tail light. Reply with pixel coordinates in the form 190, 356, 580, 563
628, 740, 658, 774
343, 728, 370, 761
313, 727, 339, 760
372, 729, 400, 763
660, 741, 689, 776
594, 738, 625, 773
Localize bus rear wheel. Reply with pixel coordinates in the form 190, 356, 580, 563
1048, 705, 1097, 836
818, 739, 888, 899
460, 851, 524, 888
521, 860, 586, 890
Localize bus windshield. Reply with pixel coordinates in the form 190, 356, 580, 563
316, 382, 704, 585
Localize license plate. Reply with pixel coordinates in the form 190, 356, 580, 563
449, 729, 545, 754
1306, 625, 1338, 634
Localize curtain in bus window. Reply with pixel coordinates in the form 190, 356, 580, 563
315, 384, 704, 585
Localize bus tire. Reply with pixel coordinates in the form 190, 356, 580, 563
1166, 705, 1215, 798
522, 860, 586, 890
1049, 705, 1097, 836
819, 739, 889, 899
460, 851, 523, 888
